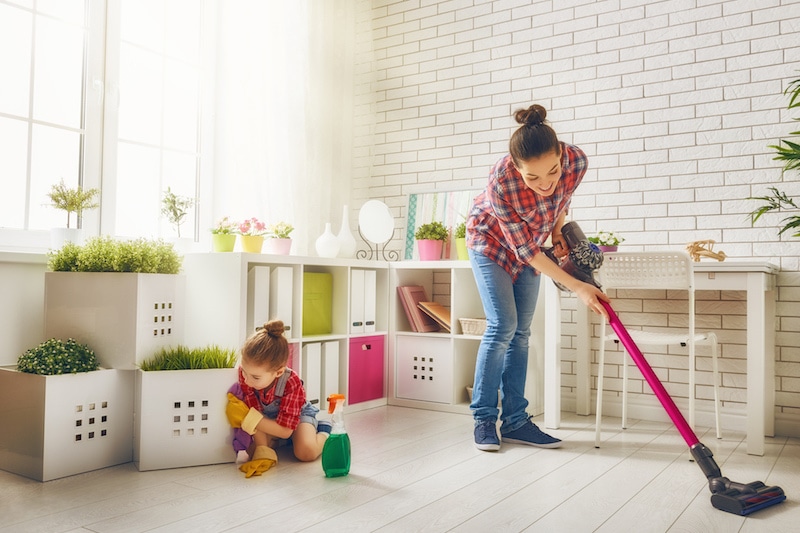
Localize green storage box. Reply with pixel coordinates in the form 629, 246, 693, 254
303, 272, 333, 335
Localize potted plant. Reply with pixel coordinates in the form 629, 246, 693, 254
587, 230, 625, 252
454, 221, 468, 260
237, 217, 268, 253
264, 221, 294, 255
0, 338, 134, 481
44, 236, 185, 369
134, 345, 238, 471
415, 221, 449, 260
210, 216, 238, 252
749, 75, 800, 236
161, 187, 194, 239
46, 179, 100, 249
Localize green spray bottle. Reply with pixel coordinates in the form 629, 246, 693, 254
321, 393, 350, 477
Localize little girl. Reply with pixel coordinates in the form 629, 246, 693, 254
225, 319, 331, 477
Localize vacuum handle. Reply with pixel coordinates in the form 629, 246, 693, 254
601, 299, 700, 448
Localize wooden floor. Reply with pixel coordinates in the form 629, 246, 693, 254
0, 406, 797, 532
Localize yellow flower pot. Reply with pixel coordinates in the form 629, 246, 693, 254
240, 235, 264, 253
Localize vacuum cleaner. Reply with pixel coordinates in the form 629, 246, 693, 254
550, 221, 786, 516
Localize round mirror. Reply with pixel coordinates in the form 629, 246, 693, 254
358, 200, 394, 244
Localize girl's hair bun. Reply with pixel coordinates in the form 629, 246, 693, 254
264, 320, 285, 338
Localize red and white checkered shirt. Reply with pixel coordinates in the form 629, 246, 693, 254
466, 142, 588, 281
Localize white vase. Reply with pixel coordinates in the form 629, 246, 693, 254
315, 223, 340, 258
337, 205, 357, 258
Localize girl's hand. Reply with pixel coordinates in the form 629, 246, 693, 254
575, 282, 610, 319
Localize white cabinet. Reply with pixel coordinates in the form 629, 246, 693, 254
183, 253, 388, 411
388, 260, 549, 415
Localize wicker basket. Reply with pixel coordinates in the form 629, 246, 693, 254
459, 318, 487, 336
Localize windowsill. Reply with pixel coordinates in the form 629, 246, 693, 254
0, 250, 48, 264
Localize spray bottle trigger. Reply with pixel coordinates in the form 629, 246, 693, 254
327, 393, 346, 414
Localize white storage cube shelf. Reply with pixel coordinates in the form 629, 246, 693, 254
0, 367, 134, 482
44, 272, 186, 369
395, 336, 453, 404
134, 368, 238, 471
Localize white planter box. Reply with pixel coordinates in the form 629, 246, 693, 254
0, 367, 134, 482
44, 272, 186, 369
134, 368, 237, 471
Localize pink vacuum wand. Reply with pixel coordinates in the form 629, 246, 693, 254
555, 221, 786, 516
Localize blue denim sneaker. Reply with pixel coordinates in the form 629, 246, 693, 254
501, 417, 561, 448
474, 420, 500, 451
317, 420, 333, 434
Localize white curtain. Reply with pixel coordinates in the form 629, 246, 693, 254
212, 0, 358, 254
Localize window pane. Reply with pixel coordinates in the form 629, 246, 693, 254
0, 5, 32, 118
120, 0, 164, 50
29, 125, 82, 231
163, 58, 198, 151
0, 117, 29, 228
165, 0, 201, 63
37, 0, 86, 25
118, 44, 163, 145
115, 143, 161, 237
34, 14, 86, 127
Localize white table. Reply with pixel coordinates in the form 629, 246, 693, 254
543, 259, 778, 456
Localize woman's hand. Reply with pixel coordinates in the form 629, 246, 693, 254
551, 232, 568, 259
575, 282, 610, 319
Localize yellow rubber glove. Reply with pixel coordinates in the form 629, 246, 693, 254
239, 445, 277, 478
225, 393, 264, 435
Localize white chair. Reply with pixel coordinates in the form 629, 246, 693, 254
594, 251, 721, 447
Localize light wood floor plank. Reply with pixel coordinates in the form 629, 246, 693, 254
0, 406, 796, 533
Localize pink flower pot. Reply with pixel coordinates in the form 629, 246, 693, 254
265, 238, 292, 255
417, 239, 443, 261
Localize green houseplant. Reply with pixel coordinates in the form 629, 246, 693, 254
134, 344, 238, 471
47, 179, 100, 229
749, 75, 800, 236
588, 230, 625, 251
47, 236, 182, 274
138, 344, 237, 371
17, 338, 99, 375
415, 221, 449, 260
46, 179, 100, 249
161, 187, 194, 238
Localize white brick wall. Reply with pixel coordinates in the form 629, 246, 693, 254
353, 0, 800, 434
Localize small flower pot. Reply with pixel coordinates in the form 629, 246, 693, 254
417, 239, 443, 261
211, 234, 236, 252
240, 235, 264, 253
265, 238, 292, 255
455, 238, 468, 260
598, 245, 618, 253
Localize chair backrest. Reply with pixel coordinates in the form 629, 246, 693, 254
599, 251, 694, 291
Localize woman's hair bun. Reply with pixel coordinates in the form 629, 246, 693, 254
264, 320, 285, 338
514, 104, 547, 127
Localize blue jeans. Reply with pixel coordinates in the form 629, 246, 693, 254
469, 248, 541, 433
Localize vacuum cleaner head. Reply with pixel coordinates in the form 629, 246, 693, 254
710, 482, 786, 516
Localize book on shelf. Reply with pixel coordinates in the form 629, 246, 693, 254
396, 285, 440, 332
417, 301, 451, 333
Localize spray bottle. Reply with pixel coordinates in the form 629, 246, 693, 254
321, 393, 350, 477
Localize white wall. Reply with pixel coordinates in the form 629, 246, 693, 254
353, 0, 800, 435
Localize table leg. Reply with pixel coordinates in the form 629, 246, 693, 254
544, 282, 561, 429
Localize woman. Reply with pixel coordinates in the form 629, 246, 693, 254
467, 104, 608, 451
